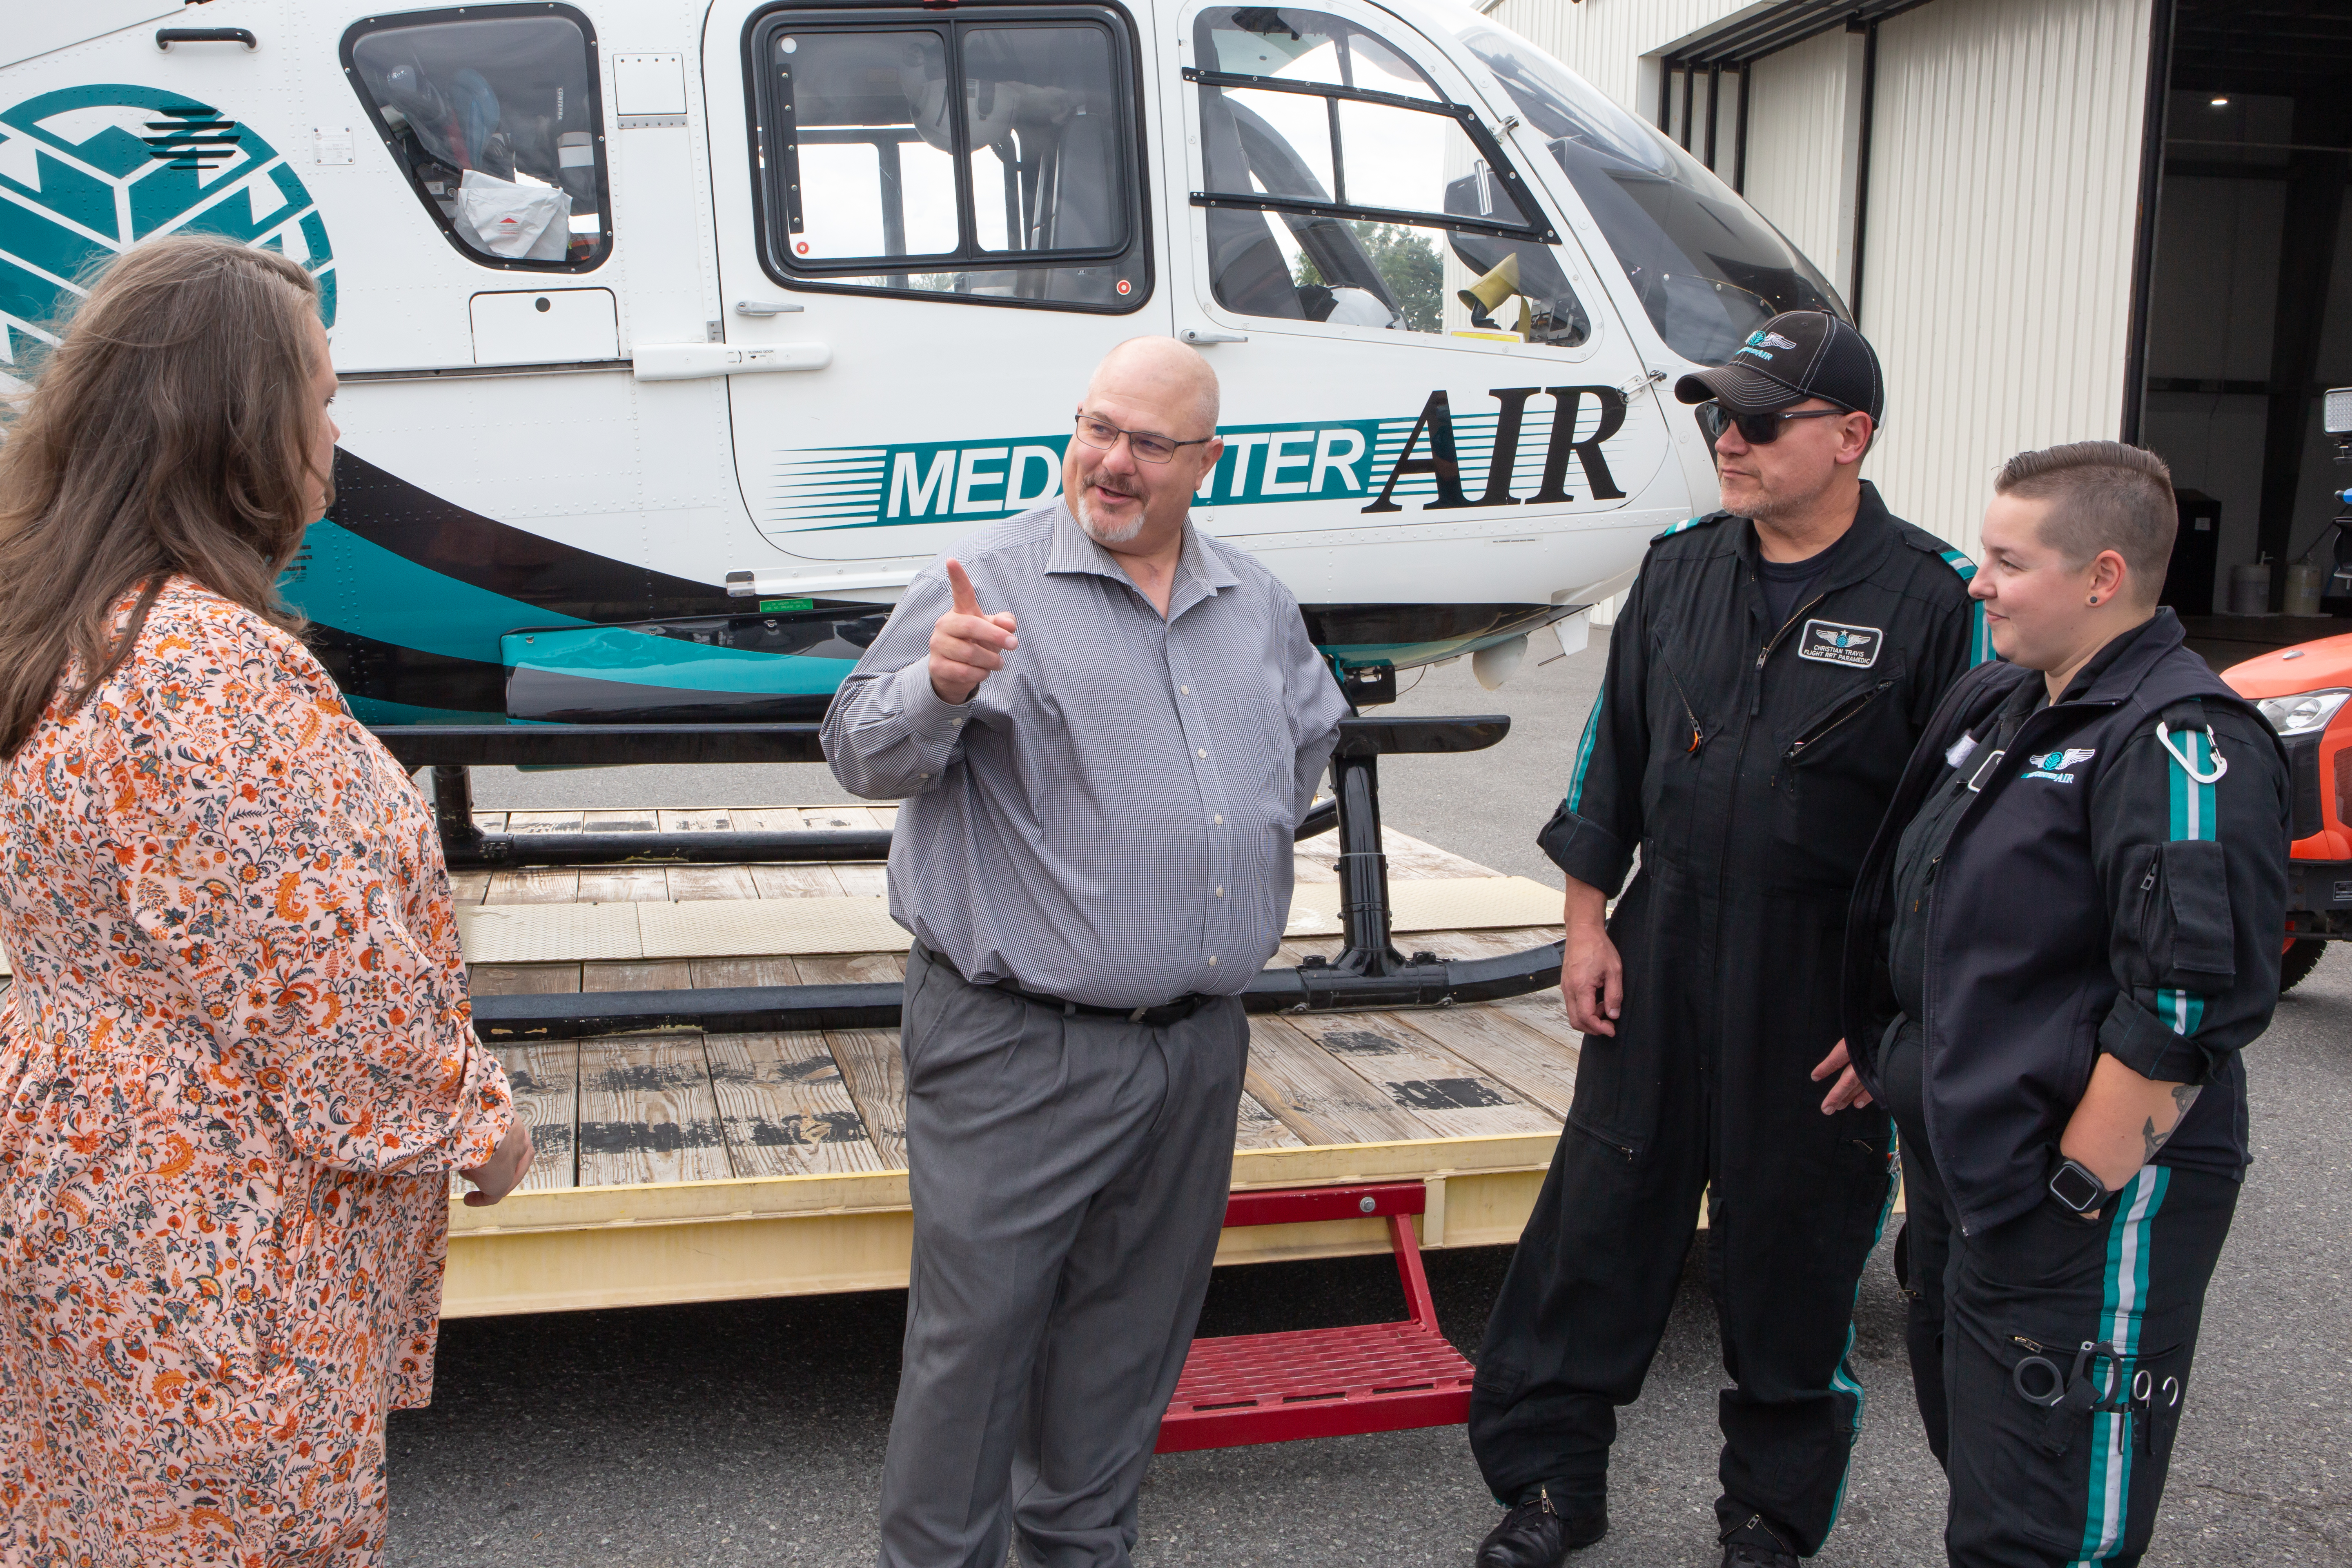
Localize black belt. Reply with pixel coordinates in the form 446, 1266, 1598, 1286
913, 942, 1214, 1027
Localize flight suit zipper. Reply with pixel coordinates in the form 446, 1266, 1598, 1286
1658, 654, 1706, 753
1785, 680, 1896, 762
1750, 589, 1831, 715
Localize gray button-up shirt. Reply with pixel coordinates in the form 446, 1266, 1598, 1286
821, 502, 1349, 1009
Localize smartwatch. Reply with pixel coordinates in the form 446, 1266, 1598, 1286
2048, 1156, 2111, 1216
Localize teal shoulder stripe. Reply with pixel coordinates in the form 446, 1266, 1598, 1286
1650, 514, 1710, 543
1564, 692, 1606, 813
1937, 549, 1997, 666
2158, 723, 2219, 1036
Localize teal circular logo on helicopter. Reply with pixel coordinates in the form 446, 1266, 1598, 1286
0, 85, 334, 377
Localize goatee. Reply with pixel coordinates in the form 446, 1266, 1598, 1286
1076, 490, 1147, 544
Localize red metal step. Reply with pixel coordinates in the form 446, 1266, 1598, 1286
1156, 1182, 1476, 1452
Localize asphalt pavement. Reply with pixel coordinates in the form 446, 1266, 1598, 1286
408, 637, 2352, 1566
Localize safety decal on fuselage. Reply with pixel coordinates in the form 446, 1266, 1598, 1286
761, 385, 1637, 534
1797, 619, 1884, 668
0, 87, 335, 382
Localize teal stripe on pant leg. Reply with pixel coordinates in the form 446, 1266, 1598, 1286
2073, 1167, 2169, 1563
1823, 1128, 1901, 1537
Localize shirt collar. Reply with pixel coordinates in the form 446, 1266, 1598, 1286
1733, 479, 1896, 591
2001, 609, 2181, 722
1043, 501, 1240, 614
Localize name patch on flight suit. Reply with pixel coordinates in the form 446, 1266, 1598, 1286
1797, 619, 1884, 668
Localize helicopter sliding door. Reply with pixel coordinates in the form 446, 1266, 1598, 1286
1163, 0, 1682, 650
707, 2, 1170, 585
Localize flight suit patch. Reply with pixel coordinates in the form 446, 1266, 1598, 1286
1797, 619, 1884, 668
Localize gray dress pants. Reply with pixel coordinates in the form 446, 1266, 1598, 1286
877, 944, 1247, 1568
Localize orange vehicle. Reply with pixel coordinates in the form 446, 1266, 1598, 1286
2221, 632, 2352, 992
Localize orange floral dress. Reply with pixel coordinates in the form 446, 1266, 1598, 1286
0, 578, 514, 1565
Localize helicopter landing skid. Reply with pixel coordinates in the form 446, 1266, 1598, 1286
370, 715, 1561, 1036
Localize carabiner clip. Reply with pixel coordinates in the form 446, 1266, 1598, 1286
2156, 720, 2228, 784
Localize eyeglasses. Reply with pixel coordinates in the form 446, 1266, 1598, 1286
1073, 412, 1213, 465
1695, 402, 1856, 446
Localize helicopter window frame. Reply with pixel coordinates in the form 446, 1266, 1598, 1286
1184, 66, 1557, 249
743, 4, 1154, 314
339, 2, 616, 274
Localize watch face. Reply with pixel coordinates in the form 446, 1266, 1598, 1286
2051, 1162, 2103, 1211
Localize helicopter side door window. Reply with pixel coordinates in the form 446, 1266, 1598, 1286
342, 5, 612, 270
754, 12, 1148, 311
1191, 7, 1588, 346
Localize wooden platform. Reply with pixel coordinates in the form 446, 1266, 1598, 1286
435, 805, 1577, 1316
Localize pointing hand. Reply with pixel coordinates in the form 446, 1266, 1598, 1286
929, 559, 1018, 706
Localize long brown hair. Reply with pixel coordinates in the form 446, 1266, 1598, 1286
0, 235, 330, 758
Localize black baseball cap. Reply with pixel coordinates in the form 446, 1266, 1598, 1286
1674, 310, 1884, 425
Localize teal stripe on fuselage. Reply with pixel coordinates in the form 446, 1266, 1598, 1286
505, 626, 853, 695
344, 693, 506, 726
286, 519, 592, 663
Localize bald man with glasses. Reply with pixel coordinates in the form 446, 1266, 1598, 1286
823, 336, 1348, 1568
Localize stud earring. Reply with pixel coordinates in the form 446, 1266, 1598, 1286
2087, 595, 2100, 605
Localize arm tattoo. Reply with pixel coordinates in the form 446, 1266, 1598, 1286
2139, 1086, 2204, 1164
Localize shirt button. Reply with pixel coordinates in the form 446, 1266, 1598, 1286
1214, 814, 1223, 825
951, 717, 963, 727
1181, 685, 1190, 695
1216, 886, 1225, 897
919, 772, 930, 780
1207, 955, 1218, 967
1197, 747, 1207, 758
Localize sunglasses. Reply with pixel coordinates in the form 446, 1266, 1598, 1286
1695, 402, 1856, 446
1073, 412, 1213, 465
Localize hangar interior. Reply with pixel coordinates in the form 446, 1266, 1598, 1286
1532, 0, 2351, 629
2137, 0, 2352, 619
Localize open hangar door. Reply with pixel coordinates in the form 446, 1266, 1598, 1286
2134, 0, 2352, 656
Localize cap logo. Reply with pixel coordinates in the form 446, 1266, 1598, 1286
1747, 330, 1798, 351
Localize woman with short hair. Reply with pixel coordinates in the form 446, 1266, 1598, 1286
1819, 441, 2290, 1566
0, 234, 529, 1563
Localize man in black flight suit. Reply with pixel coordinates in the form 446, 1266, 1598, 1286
1468, 312, 1988, 1568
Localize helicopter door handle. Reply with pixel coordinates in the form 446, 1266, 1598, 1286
158, 28, 259, 51
734, 301, 804, 316
634, 342, 830, 381
1180, 327, 1247, 345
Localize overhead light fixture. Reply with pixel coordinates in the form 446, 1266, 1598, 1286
2211, 96, 2230, 106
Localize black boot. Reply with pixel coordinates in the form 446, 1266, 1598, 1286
1474, 1484, 1607, 1567
1718, 1513, 1800, 1568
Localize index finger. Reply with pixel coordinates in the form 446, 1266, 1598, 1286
944, 558, 982, 617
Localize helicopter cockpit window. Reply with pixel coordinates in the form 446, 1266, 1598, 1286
1190, 8, 1586, 347
1447, 22, 1845, 364
754, 13, 1148, 311
342, 7, 610, 270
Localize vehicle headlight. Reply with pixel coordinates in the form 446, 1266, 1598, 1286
2255, 688, 2351, 736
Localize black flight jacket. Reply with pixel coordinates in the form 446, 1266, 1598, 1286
1841, 611, 2291, 1236
1539, 481, 1985, 899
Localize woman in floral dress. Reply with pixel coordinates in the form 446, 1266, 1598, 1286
0, 236, 530, 1563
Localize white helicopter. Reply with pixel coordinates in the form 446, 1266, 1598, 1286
1, 0, 1842, 735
